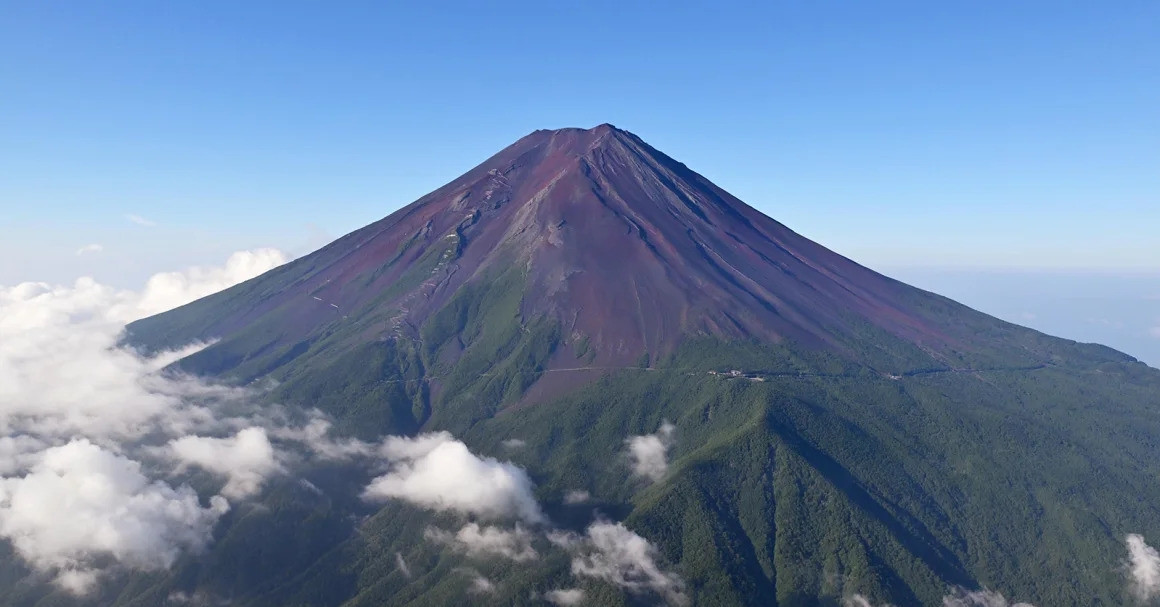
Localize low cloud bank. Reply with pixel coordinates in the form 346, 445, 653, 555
0, 440, 228, 593
0, 250, 287, 593
0, 249, 287, 441
6, 246, 652, 598
625, 421, 675, 482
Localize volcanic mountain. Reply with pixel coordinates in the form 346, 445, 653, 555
133, 125, 1093, 420
113, 125, 1160, 606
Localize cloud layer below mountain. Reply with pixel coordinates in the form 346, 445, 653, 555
1127, 533, 1160, 601
424, 523, 538, 562
625, 420, 675, 482
550, 521, 688, 606
363, 432, 545, 523
0, 250, 287, 592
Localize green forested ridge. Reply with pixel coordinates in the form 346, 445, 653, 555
16, 256, 1153, 606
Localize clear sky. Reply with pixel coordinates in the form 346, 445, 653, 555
2, 1, 1158, 286
1, 2, 1157, 363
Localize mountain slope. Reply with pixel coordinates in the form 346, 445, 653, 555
127, 124, 1129, 432
103, 125, 1160, 606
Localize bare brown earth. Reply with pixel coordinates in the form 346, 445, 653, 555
131, 123, 1131, 413
144, 127, 973, 363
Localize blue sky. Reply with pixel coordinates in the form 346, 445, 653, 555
1, 1, 1157, 361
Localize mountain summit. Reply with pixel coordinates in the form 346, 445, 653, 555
120, 126, 1160, 606
142, 124, 937, 360
131, 124, 1098, 386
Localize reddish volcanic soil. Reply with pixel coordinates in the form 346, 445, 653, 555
311, 124, 945, 362
136, 124, 965, 372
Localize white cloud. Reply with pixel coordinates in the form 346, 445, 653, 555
0, 435, 47, 475
0, 315, 210, 439
941, 588, 1035, 607
424, 523, 538, 562
363, 432, 545, 523
501, 438, 526, 450
0, 249, 287, 440
270, 417, 376, 461
0, 440, 228, 593
564, 521, 687, 606
56, 569, 101, 595
136, 248, 287, 317
547, 529, 580, 549
844, 594, 896, 607
75, 244, 104, 256
563, 490, 591, 505
165, 590, 225, 605
544, 587, 585, 605
0, 249, 288, 591
395, 552, 411, 578
463, 569, 495, 594
168, 427, 282, 499
1148, 326, 1160, 339
1127, 533, 1160, 601
0, 278, 176, 438
126, 213, 157, 227
626, 421, 676, 482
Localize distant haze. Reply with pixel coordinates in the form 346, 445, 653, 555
889, 268, 1160, 368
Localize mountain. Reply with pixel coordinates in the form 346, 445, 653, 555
127, 124, 1123, 433
84, 125, 1160, 605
